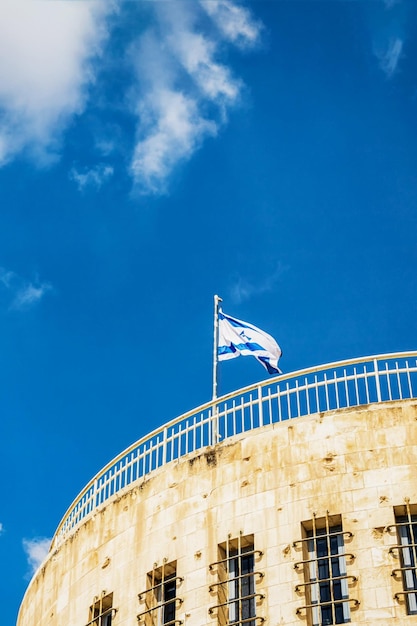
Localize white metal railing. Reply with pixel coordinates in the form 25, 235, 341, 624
51, 352, 417, 548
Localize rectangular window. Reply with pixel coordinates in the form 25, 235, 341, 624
137, 561, 182, 626
294, 515, 356, 626
209, 534, 264, 626
87, 593, 114, 626
391, 504, 417, 614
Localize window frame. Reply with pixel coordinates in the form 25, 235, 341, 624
294, 514, 358, 626
209, 534, 265, 626
86, 592, 115, 626
389, 502, 417, 615
137, 560, 183, 626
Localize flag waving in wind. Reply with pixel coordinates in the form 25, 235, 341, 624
218, 311, 282, 375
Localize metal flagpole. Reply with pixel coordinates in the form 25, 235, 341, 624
212, 294, 222, 446
212, 294, 222, 401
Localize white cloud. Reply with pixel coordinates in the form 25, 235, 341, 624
376, 37, 403, 78
168, 32, 241, 102
131, 88, 217, 194
0, 267, 51, 311
0, 0, 112, 166
70, 163, 114, 192
200, 0, 261, 47
23, 537, 51, 575
0, 268, 15, 289
230, 264, 286, 305
0, 522, 4, 535
383, 0, 400, 9
129, 2, 261, 194
11, 282, 52, 311
0, 1, 262, 194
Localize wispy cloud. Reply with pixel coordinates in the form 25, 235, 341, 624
229, 264, 287, 305
376, 37, 403, 78
383, 0, 401, 9
0, 522, 4, 536
0, 1, 261, 194
371, 0, 407, 79
22, 537, 51, 575
11, 282, 52, 311
70, 163, 114, 192
200, 0, 262, 48
0, 267, 51, 311
0, 268, 14, 289
129, 1, 261, 194
131, 86, 217, 195
0, 1, 112, 166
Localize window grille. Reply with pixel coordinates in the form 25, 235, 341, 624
294, 514, 358, 625
209, 534, 265, 625
389, 502, 417, 614
86, 592, 116, 626
137, 561, 183, 625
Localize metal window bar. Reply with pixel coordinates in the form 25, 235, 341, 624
388, 501, 417, 614
86, 608, 116, 626
293, 531, 353, 550
137, 565, 183, 626
209, 571, 265, 592
295, 513, 358, 626
293, 553, 356, 571
296, 598, 360, 617
295, 575, 357, 592
86, 593, 115, 626
209, 536, 263, 626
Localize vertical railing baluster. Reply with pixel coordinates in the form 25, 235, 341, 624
296, 379, 300, 417
240, 396, 245, 432
324, 373, 329, 411
94, 477, 98, 508
344, 369, 349, 407
286, 382, 291, 419
192, 416, 196, 453
233, 400, 237, 436
315, 375, 319, 413
277, 388, 282, 422
305, 378, 310, 415
364, 365, 370, 404
249, 393, 254, 431
396, 362, 402, 400
374, 358, 382, 402
386, 362, 392, 401
333, 372, 339, 409
267, 387, 272, 424
209, 406, 214, 447
407, 360, 412, 398
258, 385, 264, 427
163, 426, 167, 465
354, 367, 359, 405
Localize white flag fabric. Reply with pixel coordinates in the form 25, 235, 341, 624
218, 311, 282, 375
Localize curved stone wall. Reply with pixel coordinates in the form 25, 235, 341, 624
17, 400, 417, 625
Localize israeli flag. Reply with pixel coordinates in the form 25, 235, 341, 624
218, 311, 282, 375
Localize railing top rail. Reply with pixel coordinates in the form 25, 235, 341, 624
51, 351, 417, 547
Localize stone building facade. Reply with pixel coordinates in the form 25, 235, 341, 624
16, 356, 417, 626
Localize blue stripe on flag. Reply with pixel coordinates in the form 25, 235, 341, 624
258, 356, 280, 375
218, 342, 265, 356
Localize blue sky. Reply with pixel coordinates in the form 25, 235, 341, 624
1, 0, 417, 622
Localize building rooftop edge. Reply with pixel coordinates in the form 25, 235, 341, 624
51, 351, 417, 549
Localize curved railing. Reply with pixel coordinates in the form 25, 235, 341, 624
51, 351, 417, 548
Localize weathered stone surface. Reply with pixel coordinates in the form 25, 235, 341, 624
17, 400, 417, 625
